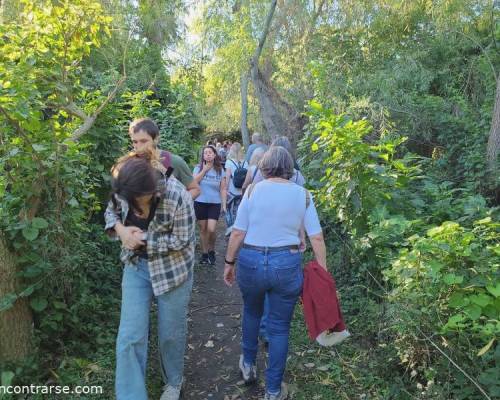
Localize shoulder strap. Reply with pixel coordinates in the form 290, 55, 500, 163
251, 167, 258, 182
305, 189, 310, 209
161, 150, 172, 169
230, 159, 239, 169
160, 151, 174, 178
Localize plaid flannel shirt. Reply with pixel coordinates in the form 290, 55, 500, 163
104, 176, 196, 296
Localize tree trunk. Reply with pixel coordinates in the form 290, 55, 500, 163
248, 0, 305, 144
0, 236, 33, 362
240, 71, 250, 149
487, 76, 500, 172
251, 66, 306, 145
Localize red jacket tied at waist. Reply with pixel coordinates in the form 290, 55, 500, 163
302, 260, 346, 340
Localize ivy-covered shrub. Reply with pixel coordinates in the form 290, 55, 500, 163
0, 0, 201, 386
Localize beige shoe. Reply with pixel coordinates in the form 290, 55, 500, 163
263, 382, 288, 400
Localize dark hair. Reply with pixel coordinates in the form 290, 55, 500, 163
111, 157, 159, 215
198, 145, 223, 175
129, 118, 160, 140
259, 146, 294, 180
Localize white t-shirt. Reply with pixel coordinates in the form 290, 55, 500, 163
233, 180, 322, 247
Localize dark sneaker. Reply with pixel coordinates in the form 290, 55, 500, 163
239, 354, 257, 384
199, 253, 209, 265
208, 250, 216, 265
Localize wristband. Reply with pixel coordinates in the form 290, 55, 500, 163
224, 258, 236, 265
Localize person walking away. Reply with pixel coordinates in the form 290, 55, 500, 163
224, 142, 248, 236
104, 150, 196, 400
241, 147, 266, 192
223, 146, 327, 400
193, 145, 227, 265
244, 132, 268, 163
251, 136, 306, 344
218, 142, 228, 169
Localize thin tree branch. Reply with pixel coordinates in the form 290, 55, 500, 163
450, 28, 497, 80
240, 71, 250, 148
251, 0, 277, 67
417, 327, 492, 400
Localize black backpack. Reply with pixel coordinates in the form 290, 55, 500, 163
231, 160, 247, 189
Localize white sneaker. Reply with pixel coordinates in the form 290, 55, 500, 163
316, 329, 351, 347
263, 382, 288, 400
160, 382, 182, 400
239, 354, 257, 384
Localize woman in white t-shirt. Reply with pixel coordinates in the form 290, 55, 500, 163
225, 142, 247, 236
223, 146, 327, 400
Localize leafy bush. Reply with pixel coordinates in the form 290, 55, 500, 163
299, 100, 500, 399
0, 0, 201, 385
385, 218, 499, 398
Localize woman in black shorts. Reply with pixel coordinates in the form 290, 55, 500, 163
193, 145, 227, 265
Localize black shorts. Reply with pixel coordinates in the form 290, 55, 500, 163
194, 202, 221, 221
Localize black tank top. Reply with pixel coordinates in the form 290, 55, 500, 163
125, 198, 159, 258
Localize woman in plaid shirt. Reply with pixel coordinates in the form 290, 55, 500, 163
105, 151, 196, 400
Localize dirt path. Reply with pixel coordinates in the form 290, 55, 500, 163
183, 220, 266, 400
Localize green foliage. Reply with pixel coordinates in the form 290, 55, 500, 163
0, 0, 200, 388
299, 101, 499, 398
302, 101, 416, 235
307, 0, 499, 191
0, 0, 111, 316
292, 5, 499, 394
385, 219, 499, 397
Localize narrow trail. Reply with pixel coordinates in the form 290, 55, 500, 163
183, 220, 266, 400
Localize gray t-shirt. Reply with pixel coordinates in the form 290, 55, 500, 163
168, 152, 194, 187
193, 165, 223, 204
233, 180, 322, 247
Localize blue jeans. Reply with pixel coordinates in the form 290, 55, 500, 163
115, 258, 193, 400
259, 296, 270, 341
237, 247, 303, 394
225, 194, 242, 228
